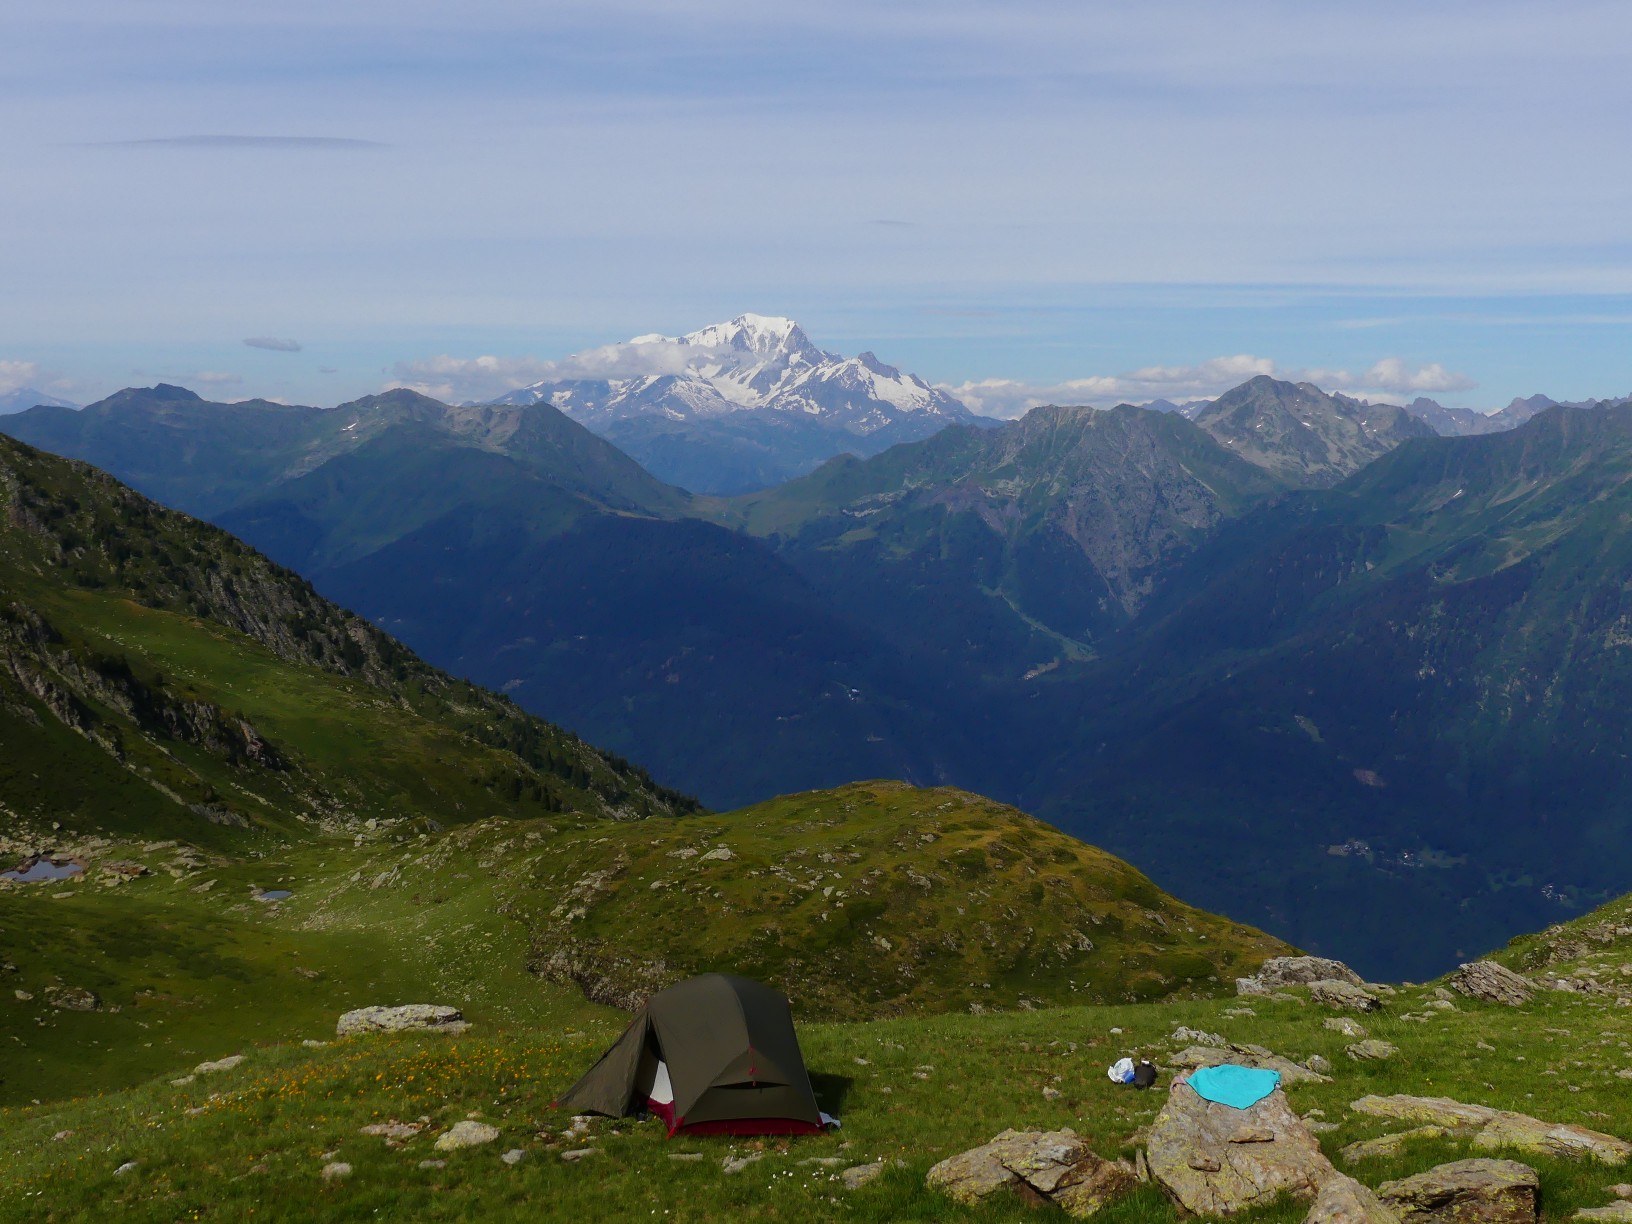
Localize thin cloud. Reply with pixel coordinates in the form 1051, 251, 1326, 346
389, 339, 736, 403
91, 135, 386, 150
941, 355, 1476, 418
0, 359, 44, 397
243, 336, 302, 352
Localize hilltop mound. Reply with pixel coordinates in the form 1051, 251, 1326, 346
490, 781, 1292, 1019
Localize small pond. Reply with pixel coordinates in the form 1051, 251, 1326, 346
255, 889, 293, 902
0, 859, 85, 884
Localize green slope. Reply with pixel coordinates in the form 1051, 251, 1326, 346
0, 431, 694, 844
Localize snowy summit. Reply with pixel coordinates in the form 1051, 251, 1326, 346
491, 314, 973, 435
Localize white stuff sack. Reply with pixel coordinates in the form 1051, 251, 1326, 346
1106, 1056, 1135, 1084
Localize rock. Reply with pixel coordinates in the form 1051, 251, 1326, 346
926, 1128, 1135, 1217
360, 1121, 422, 1141
14, 990, 31, 1002
698, 847, 733, 862
1306, 1174, 1403, 1224
418, 1160, 446, 1170
51, 1131, 72, 1142
1353, 1096, 1632, 1164
1612, 1186, 1632, 1199
321, 1162, 352, 1181
1146, 1085, 1336, 1215
1352, 1096, 1500, 1130
1342, 1128, 1451, 1161
1327, 1017, 1370, 1039
1170, 1042, 1331, 1084
668, 1153, 704, 1162
337, 1004, 468, 1037
561, 1148, 598, 1163
1576, 1206, 1632, 1222
170, 1076, 195, 1087
1449, 963, 1535, 1007
114, 1161, 139, 1177
1253, 956, 1366, 989
194, 1055, 245, 1074
1043, 1086, 1063, 1101
44, 985, 100, 1012
842, 1161, 886, 1190
1377, 1158, 1538, 1224
1473, 1113, 1632, 1165
722, 1152, 762, 1174
798, 1157, 846, 1168
1172, 1027, 1228, 1047
500, 1149, 526, 1166
434, 1121, 499, 1151
1312, 981, 1383, 1012
1307, 1055, 1334, 1075
1347, 1041, 1399, 1062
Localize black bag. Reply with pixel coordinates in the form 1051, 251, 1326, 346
1132, 1059, 1157, 1089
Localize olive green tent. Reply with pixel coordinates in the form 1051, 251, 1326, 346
554, 974, 824, 1136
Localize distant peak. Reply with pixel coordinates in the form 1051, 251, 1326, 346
676, 313, 813, 357
147, 383, 204, 402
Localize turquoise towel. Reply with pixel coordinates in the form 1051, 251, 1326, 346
1186, 1064, 1280, 1109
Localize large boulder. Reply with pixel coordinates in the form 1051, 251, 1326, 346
1243, 957, 1365, 992
1307, 1174, 1403, 1224
926, 1128, 1135, 1217
1377, 1158, 1538, 1224
1147, 1083, 1336, 1216
1353, 1096, 1632, 1165
336, 1004, 468, 1037
1448, 963, 1534, 1007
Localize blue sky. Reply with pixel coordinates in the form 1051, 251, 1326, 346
4, 1, 1632, 413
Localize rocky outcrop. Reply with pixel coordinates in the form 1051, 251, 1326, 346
926, 1128, 1136, 1217
1377, 1159, 1538, 1224
336, 1004, 469, 1037
1449, 963, 1534, 1007
1241, 956, 1365, 992
43, 984, 99, 1011
1352, 1096, 1632, 1165
1147, 1084, 1336, 1215
1169, 1042, 1332, 1084
1312, 981, 1383, 1012
1307, 1174, 1402, 1224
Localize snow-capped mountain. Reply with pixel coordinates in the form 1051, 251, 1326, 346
490, 314, 974, 435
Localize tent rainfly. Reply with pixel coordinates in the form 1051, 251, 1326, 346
554, 973, 825, 1137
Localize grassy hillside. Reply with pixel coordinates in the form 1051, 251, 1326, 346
4, 934, 1630, 1222
488, 780, 1290, 1018
0, 430, 694, 842
0, 780, 1290, 1106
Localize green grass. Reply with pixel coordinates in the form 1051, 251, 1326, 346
4, 793, 1630, 1221
2, 973, 1629, 1221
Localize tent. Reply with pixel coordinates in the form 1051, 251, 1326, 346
554, 973, 825, 1137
